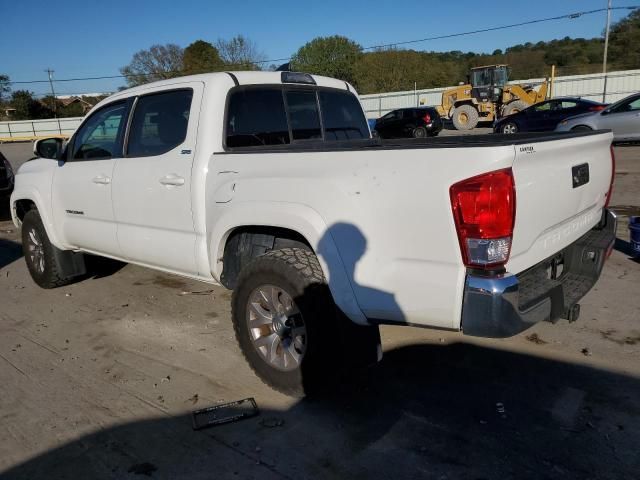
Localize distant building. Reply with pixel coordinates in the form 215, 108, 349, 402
59, 96, 95, 114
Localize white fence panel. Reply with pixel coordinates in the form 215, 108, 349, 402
0, 116, 83, 140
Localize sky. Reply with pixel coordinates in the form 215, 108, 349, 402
2, 0, 635, 97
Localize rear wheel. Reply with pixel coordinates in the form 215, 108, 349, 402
412, 126, 427, 138
21, 210, 75, 289
452, 105, 479, 130
571, 125, 592, 132
232, 248, 380, 396
501, 122, 519, 134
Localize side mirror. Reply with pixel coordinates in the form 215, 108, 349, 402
34, 137, 63, 160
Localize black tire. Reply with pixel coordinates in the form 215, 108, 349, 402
412, 126, 427, 138
452, 104, 479, 130
571, 125, 593, 132
503, 100, 529, 117
501, 122, 519, 134
232, 248, 379, 396
21, 210, 74, 289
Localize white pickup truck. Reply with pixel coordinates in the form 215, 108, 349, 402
11, 71, 616, 395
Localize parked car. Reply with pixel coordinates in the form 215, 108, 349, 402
11, 71, 615, 396
0, 152, 15, 208
375, 107, 443, 138
555, 92, 640, 142
494, 97, 606, 134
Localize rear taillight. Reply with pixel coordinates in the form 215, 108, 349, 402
605, 144, 615, 208
450, 168, 516, 268
589, 105, 606, 111
423, 113, 432, 123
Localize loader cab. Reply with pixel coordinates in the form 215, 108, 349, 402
470, 65, 509, 103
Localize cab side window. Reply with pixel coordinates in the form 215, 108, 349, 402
610, 96, 640, 114
127, 89, 193, 157
533, 101, 553, 112
226, 89, 290, 148
72, 101, 127, 160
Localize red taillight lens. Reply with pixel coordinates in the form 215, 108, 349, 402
589, 105, 606, 111
605, 144, 615, 208
423, 113, 431, 123
450, 168, 516, 268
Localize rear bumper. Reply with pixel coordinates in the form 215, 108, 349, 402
461, 209, 616, 338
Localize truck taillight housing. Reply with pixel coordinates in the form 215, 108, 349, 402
423, 113, 432, 123
450, 168, 516, 268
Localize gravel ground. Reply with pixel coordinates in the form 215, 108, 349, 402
0, 139, 638, 480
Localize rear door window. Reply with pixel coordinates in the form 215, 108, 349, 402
285, 90, 322, 141
560, 101, 578, 109
127, 89, 192, 157
319, 90, 368, 140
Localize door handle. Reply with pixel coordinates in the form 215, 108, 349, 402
92, 175, 111, 185
159, 174, 185, 186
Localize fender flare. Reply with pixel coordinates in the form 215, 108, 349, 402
10, 188, 66, 250
208, 202, 368, 325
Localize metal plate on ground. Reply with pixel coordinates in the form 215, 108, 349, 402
191, 398, 259, 430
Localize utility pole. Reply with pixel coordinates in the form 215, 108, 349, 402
602, 0, 612, 103
45, 68, 57, 117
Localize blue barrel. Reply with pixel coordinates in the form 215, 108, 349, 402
630, 216, 640, 256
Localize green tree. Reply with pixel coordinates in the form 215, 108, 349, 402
290, 35, 362, 84
216, 35, 266, 70
354, 49, 460, 94
120, 44, 184, 87
608, 9, 640, 70
9, 90, 52, 120
183, 40, 225, 75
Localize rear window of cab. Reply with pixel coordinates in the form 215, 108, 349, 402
225, 86, 369, 148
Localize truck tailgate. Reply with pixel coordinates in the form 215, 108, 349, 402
507, 131, 614, 274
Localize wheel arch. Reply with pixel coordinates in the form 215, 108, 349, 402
208, 202, 368, 324
11, 190, 65, 250
571, 124, 593, 131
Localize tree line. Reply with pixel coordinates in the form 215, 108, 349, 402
2, 10, 639, 120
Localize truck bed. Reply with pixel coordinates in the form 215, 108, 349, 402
219, 130, 610, 154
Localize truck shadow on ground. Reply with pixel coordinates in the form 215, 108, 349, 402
3, 341, 639, 480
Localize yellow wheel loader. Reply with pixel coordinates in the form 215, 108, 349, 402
435, 65, 549, 130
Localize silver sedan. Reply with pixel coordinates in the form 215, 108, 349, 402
555, 92, 640, 141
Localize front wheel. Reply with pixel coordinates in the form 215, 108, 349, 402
231, 248, 380, 396
501, 122, 518, 134
21, 210, 75, 288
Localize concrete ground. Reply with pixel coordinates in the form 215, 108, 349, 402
0, 140, 639, 480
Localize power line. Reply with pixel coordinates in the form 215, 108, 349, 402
2, 5, 638, 87
361, 6, 637, 50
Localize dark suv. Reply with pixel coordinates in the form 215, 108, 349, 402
0, 153, 14, 209
374, 107, 443, 139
